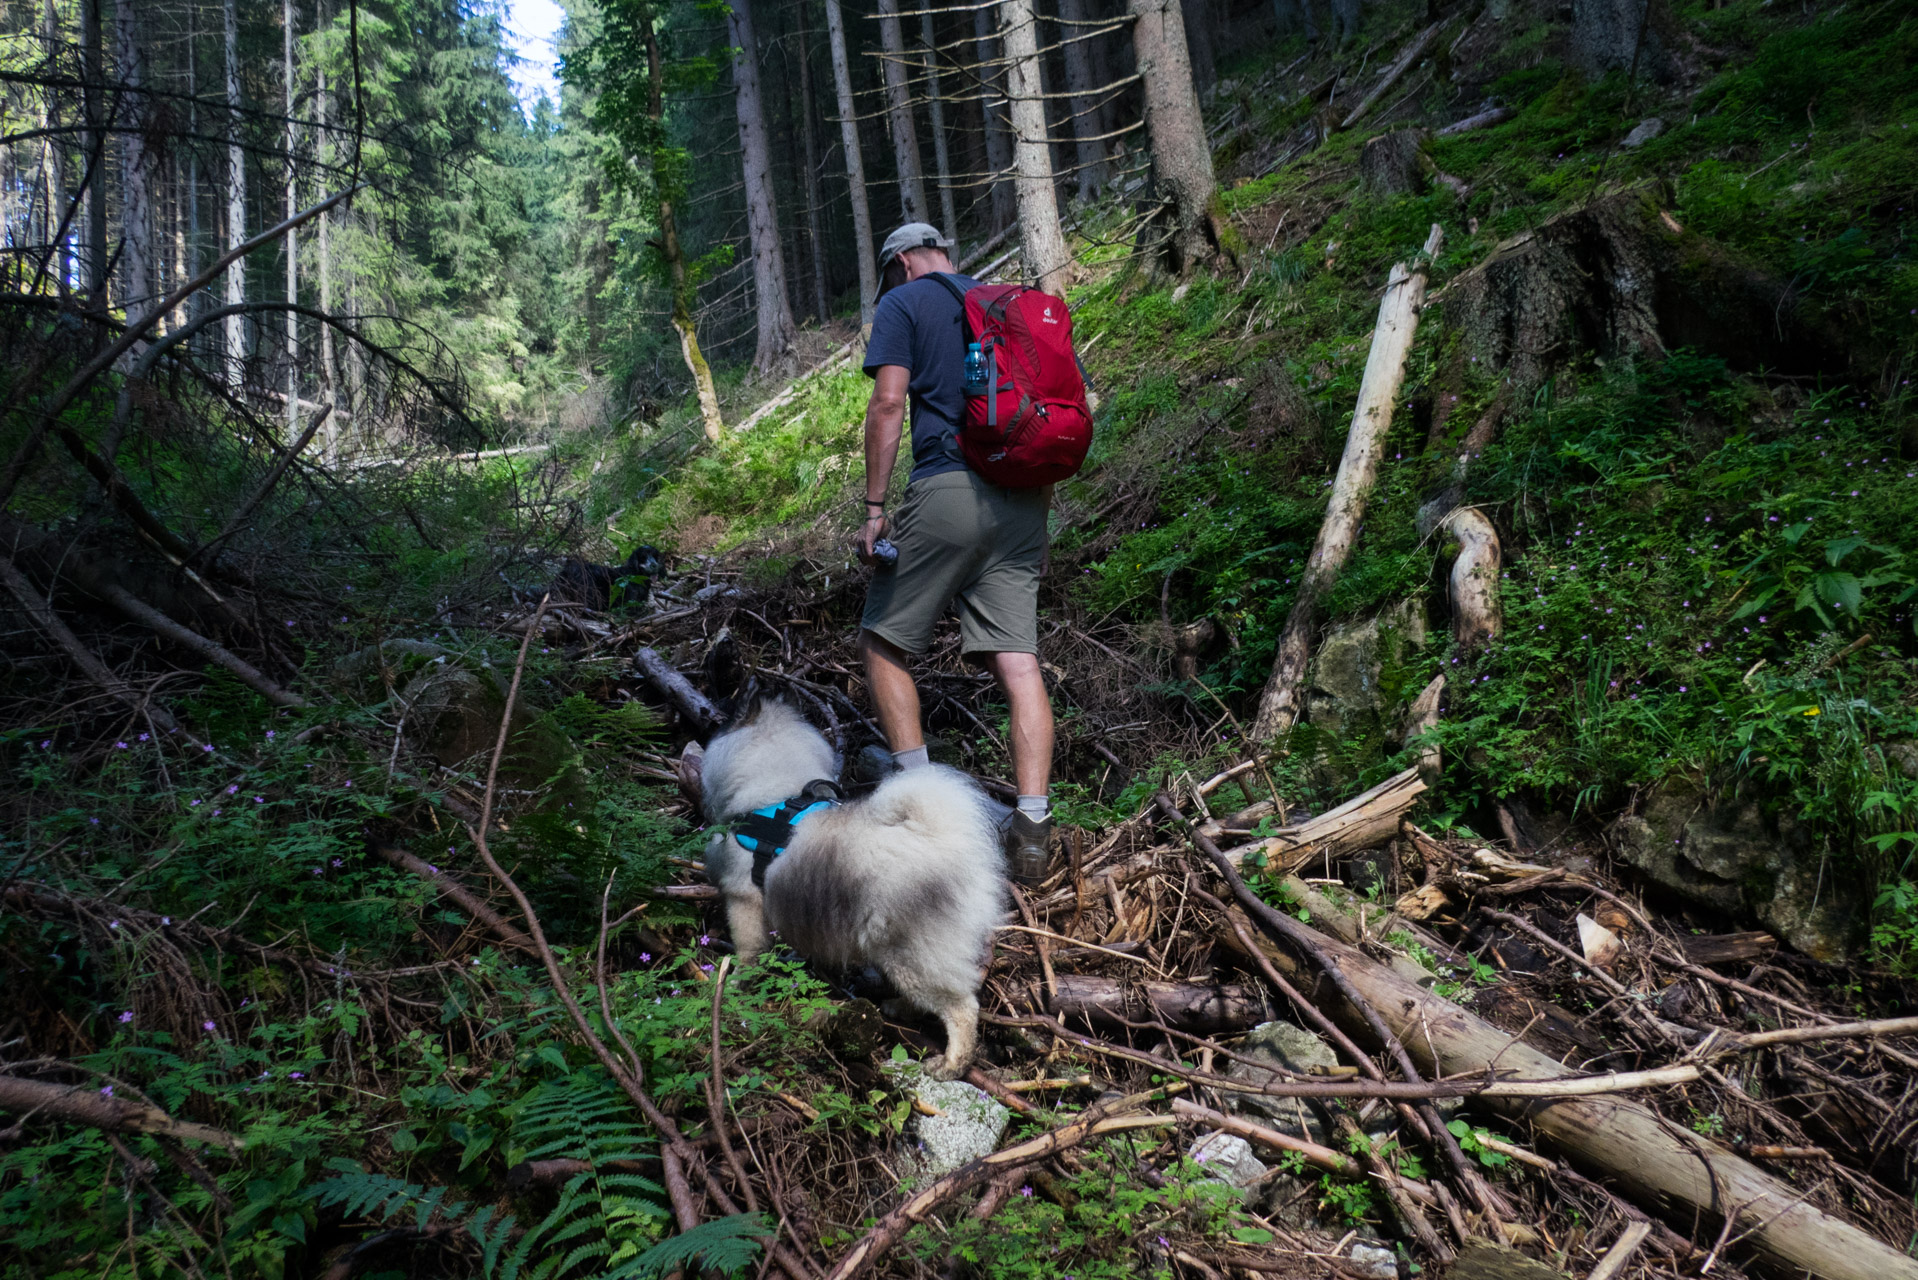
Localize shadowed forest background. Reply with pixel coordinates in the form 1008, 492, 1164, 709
2, 0, 1917, 1276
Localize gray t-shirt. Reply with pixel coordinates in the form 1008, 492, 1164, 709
863, 272, 978, 484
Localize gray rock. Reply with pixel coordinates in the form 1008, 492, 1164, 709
1349, 1240, 1399, 1280
1186, 1131, 1267, 1201
1304, 600, 1428, 766
893, 1067, 1010, 1179
1608, 787, 1862, 961
1225, 1020, 1340, 1142
1886, 741, 1918, 780
1620, 118, 1665, 149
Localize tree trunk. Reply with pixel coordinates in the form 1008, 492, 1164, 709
824, 0, 879, 328
81, 0, 107, 312
224, 0, 245, 385
727, 0, 797, 375
1251, 226, 1442, 741
1129, 0, 1224, 275
1441, 508, 1501, 648
1057, 0, 1109, 202
1571, 0, 1671, 83
875, 0, 927, 223
114, 0, 152, 321
184, 0, 199, 336
641, 17, 724, 437
1179, 0, 1215, 98
919, 8, 959, 244
794, 1, 831, 323
973, 5, 1016, 233
1000, 0, 1071, 293
317, 66, 339, 461
283, 0, 298, 439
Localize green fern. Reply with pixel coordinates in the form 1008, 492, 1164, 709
497, 1068, 671, 1280
610, 1214, 770, 1279
306, 1168, 516, 1259
307, 1069, 669, 1280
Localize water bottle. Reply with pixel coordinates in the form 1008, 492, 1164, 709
871, 538, 899, 566
963, 342, 987, 398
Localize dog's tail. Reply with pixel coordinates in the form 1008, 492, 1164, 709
864, 764, 1001, 859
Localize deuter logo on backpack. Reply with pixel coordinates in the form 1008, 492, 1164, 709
931, 274, 1092, 488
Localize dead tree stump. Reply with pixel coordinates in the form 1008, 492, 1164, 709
1359, 130, 1433, 196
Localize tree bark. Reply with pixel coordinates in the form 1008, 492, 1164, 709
874, 0, 927, 222
1571, 0, 1671, 83
114, 0, 152, 321
1129, 0, 1224, 275
0, 1075, 241, 1150
1000, 0, 1071, 292
794, 1, 831, 323
1441, 507, 1500, 647
81, 0, 107, 312
824, 0, 879, 328
633, 647, 723, 736
1057, 0, 1110, 202
1050, 974, 1263, 1033
1252, 226, 1442, 741
728, 0, 798, 375
919, 8, 959, 244
283, 0, 299, 439
224, 0, 246, 385
1179, 0, 1214, 99
317, 66, 340, 460
973, 5, 1016, 233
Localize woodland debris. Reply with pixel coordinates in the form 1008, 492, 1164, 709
1575, 913, 1622, 968
1584, 1222, 1653, 1280
1339, 19, 1445, 130
1674, 931, 1776, 965
1437, 105, 1514, 135
1050, 974, 1265, 1033
0, 1075, 242, 1150
1226, 871, 1918, 1280
1218, 767, 1426, 870
1252, 226, 1444, 740
633, 646, 725, 735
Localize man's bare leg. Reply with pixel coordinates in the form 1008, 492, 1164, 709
987, 650, 1053, 797
859, 628, 925, 754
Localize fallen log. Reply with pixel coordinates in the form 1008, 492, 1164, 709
1050, 974, 1264, 1034
1217, 767, 1426, 870
1207, 870, 1918, 1280
1252, 227, 1444, 739
1675, 931, 1776, 965
1339, 19, 1444, 131
0, 1075, 242, 1150
633, 647, 724, 736
1437, 105, 1514, 136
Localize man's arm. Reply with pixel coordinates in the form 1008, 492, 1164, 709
858, 364, 910, 561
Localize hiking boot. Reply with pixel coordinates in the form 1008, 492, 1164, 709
1003, 811, 1054, 888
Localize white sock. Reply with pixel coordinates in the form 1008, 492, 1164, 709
1017, 794, 1050, 821
892, 745, 930, 770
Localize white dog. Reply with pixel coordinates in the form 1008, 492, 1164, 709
702, 698, 1005, 1078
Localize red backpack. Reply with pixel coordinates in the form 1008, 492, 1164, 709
931, 274, 1092, 488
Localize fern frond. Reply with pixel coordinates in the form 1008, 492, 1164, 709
608, 1213, 771, 1280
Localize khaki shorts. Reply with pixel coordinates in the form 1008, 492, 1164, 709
861, 469, 1047, 657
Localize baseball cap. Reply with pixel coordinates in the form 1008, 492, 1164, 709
876, 222, 954, 271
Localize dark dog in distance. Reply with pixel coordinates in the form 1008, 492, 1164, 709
549, 544, 663, 612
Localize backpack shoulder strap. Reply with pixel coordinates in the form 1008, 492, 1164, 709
927, 272, 971, 308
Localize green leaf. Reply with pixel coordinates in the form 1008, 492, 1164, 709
389, 1128, 418, 1152
890, 1044, 909, 1064
1232, 1227, 1275, 1244
1823, 535, 1868, 566
1810, 571, 1863, 614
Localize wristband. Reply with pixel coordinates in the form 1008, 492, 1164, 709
864, 499, 886, 511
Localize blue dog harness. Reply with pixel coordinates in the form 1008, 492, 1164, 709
732, 779, 842, 888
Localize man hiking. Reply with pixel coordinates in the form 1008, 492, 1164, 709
853, 223, 1055, 887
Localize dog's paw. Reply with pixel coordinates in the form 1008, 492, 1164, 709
921, 1053, 966, 1082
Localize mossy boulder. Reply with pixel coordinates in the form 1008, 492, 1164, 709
1607, 786, 1864, 962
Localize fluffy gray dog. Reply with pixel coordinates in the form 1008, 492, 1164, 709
702, 698, 1005, 1078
